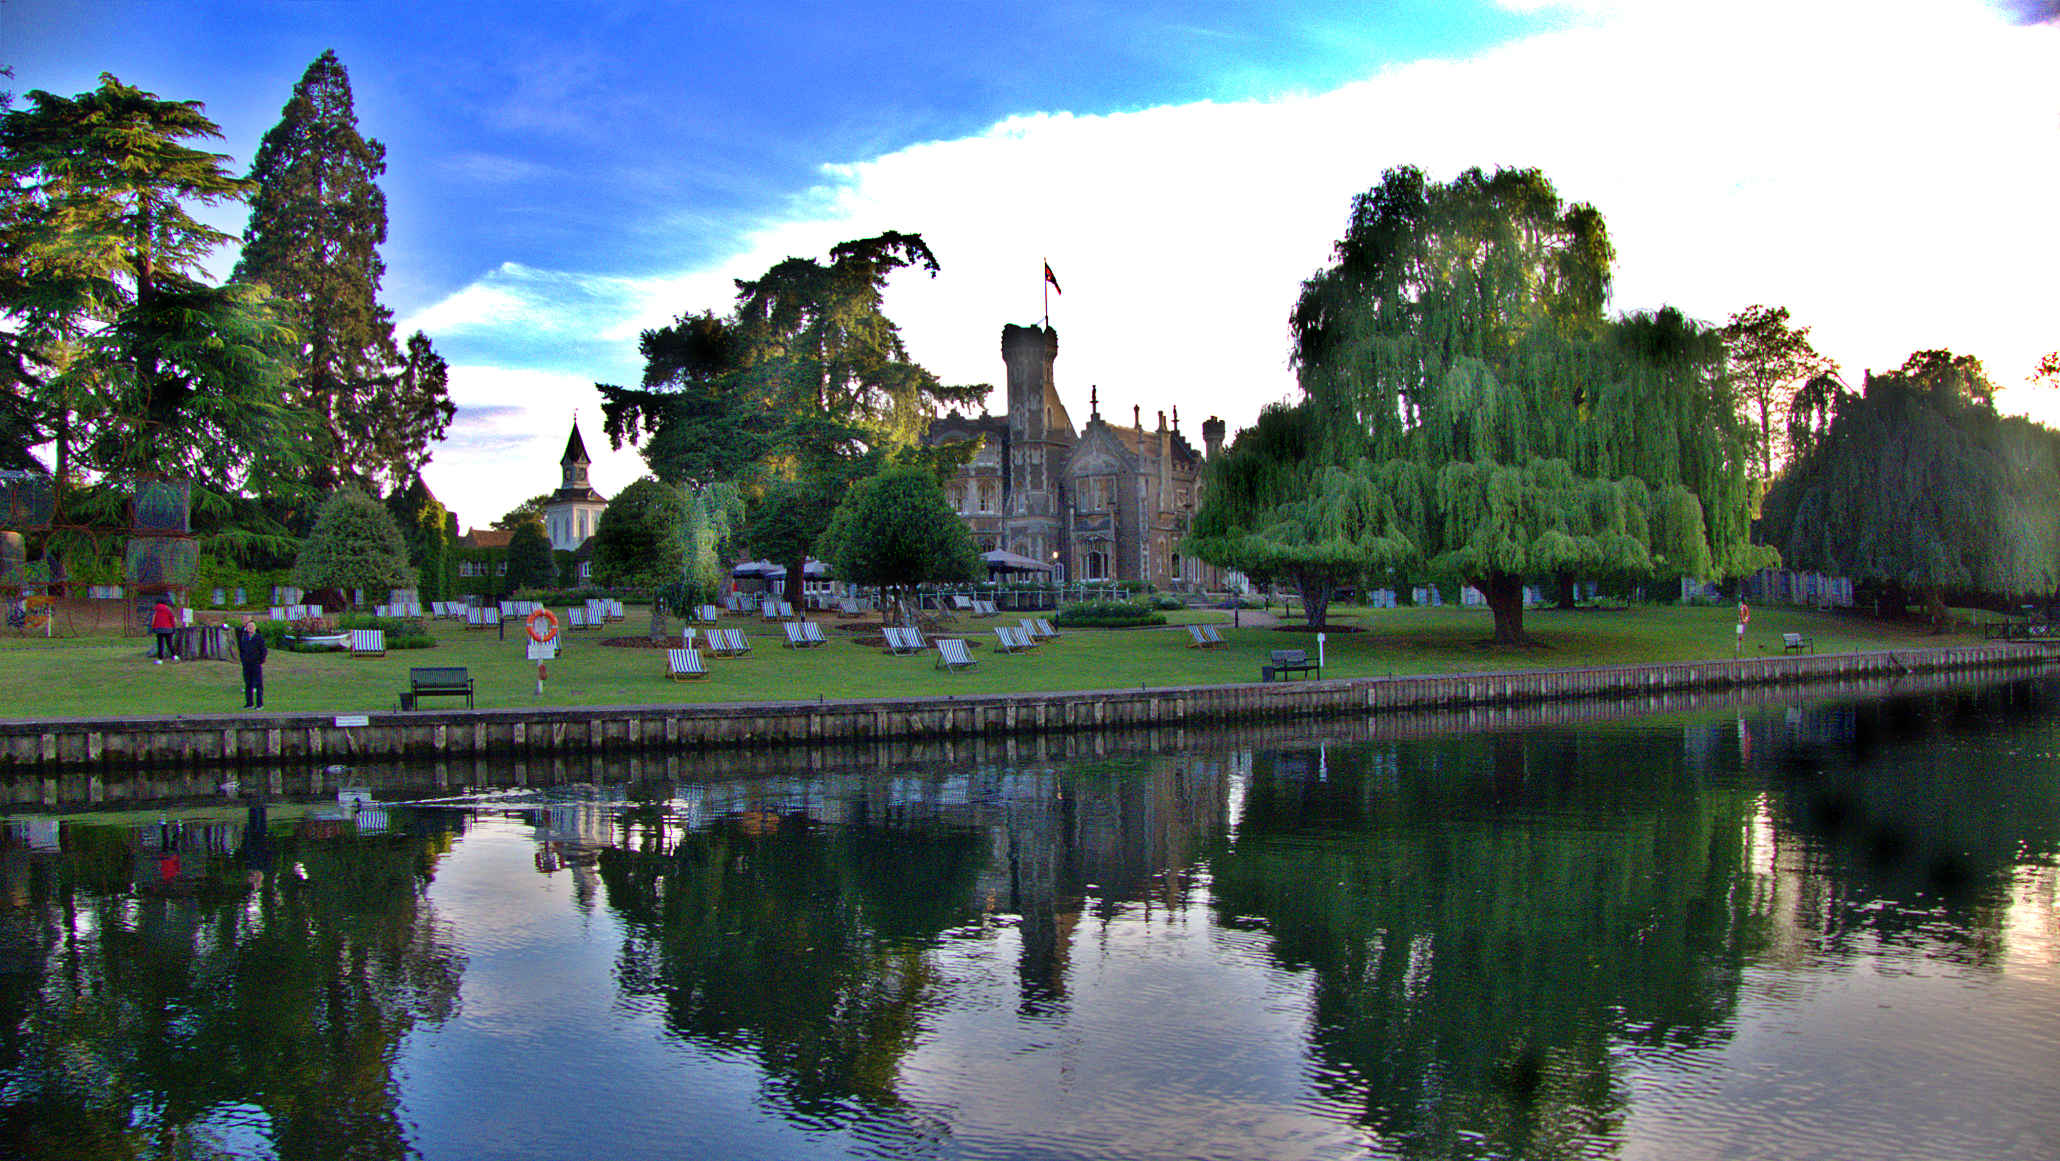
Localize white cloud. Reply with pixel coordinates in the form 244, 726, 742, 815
420, 365, 650, 530
408, 0, 2060, 529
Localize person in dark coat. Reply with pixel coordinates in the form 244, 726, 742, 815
150, 598, 179, 662
237, 618, 268, 709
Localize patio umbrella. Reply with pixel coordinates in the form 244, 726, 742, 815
981, 549, 1052, 573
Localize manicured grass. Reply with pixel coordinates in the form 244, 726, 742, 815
0, 604, 1982, 721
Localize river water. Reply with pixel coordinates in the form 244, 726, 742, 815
2, 675, 2056, 1160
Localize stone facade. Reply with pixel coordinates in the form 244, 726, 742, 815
929, 324, 1225, 588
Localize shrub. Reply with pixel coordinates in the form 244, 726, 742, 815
1149, 595, 1186, 611
1053, 599, 1167, 629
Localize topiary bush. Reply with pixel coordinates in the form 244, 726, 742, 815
1053, 600, 1167, 629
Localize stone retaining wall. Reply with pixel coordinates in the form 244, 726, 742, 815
1, 644, 2046, 778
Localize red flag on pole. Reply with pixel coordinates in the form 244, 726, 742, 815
1043, 262, 1062, 294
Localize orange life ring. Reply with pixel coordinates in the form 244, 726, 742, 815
526, 608, 560, 643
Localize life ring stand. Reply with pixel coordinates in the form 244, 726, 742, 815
526, 608, 560, 644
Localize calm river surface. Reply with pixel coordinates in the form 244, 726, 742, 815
3, 675, 2058, 1160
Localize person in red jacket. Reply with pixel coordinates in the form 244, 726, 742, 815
150, 598, 179, 663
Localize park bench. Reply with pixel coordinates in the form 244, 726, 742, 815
1782, 632, 1814, 653
400, 666, 474, 710
1262, 649, 1320, 682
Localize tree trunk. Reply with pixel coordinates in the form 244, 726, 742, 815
784, 559, 806, 611
1293, 569, 1334, 630
1482, 570, 1527, 645
648, 596, 666, 641
1554, 569, 1577, 610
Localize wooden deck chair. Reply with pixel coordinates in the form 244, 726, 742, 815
268, 607, 286, 621
1035, 618, 1061, 640
566, 608, 587, 630
1200, 624, 1226, 647
993, 626, 1027, 654
782, 622, 808, 648
666, 648, 709, 681
482, 607, 502, 628
952, 594, 973, 611
975, 600, 998, 617
716, 628, 753, 657
776, 601, 796, 621
800, 622, 827, 646
935, 637, 978, 672
697, 604, 720, 623
1187, 624, 1217, 649
466, 608, 486, 629
838, 597, 860, 617
349, 628, 387, 658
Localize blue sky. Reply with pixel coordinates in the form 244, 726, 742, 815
8, 1, 2057, 527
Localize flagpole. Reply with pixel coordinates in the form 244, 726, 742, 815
1042, 256, 1049, 328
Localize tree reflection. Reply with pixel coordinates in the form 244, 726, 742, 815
1213, 729, 1764, 1160
1768, 680, 2060, 960
0, 812, 466, 1161
600, 811, 985, 1126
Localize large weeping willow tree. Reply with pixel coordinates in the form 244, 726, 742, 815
1281, 165, 1767, 643
1760, 351, 2060, 626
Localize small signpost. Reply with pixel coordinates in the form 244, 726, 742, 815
527, 638, 556, 695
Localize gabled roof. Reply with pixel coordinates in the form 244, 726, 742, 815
458, 529, 514, 549
562, 421, 591, 465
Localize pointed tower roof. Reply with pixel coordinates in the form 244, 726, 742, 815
561, 419, 591, 465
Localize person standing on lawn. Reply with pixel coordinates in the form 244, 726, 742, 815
237, 618, 268, 709
150, 598, 179, 663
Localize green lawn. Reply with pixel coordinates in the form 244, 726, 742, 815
0, 604, 1982, 721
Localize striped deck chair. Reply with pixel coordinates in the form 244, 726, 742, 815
935, 637, 977, 672
565, 608, 586, 630
268, 607, 286, 621
1035, 618, 1061, 640
466, 608, 486, 629
1186, 624, 1219, 649
993, 626, 1032, 654
952, 595, 973, 612
666, 648, 709, 681
349, 628, 387, 657
709, 629, 752, 657
696, 604, 720, 623
974, 599, 998, 617
1199, 624, 1226, 647
482, 607, 502, 628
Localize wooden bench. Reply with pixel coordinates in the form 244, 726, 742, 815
400, 666, 474, 710
1782, 632, 1814, 653
1262, 648, 1320, 681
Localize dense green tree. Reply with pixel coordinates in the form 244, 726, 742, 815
415, 498, 453, 602
1785, 372, 1853, 462
591, 478, 688, 635
748, 474, 853, 608
290, 486, 414, 599
504, 518, 553, 591
493, 492, 552, 531
1186, 403, 1415, 627
679, 482, 746, 609
0, 75, 301, 502
598, 236, 987, 558
818, 464, 979, 623
235, 52, 453, 493
1760, 349, 2060, 625
1720, 304, 1837, 482
1280, 166, 1766, 643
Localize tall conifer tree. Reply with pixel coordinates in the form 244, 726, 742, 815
237, 51, 452, 493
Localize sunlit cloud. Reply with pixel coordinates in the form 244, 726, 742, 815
411, 0, 2059, 528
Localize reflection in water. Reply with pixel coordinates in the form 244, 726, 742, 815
0, 677, 2055, 1159
0, 805, 468, 1160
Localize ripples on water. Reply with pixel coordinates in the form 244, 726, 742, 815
1, 677, 2057, 1159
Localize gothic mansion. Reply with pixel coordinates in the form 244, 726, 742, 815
926, 324, 1224, 589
